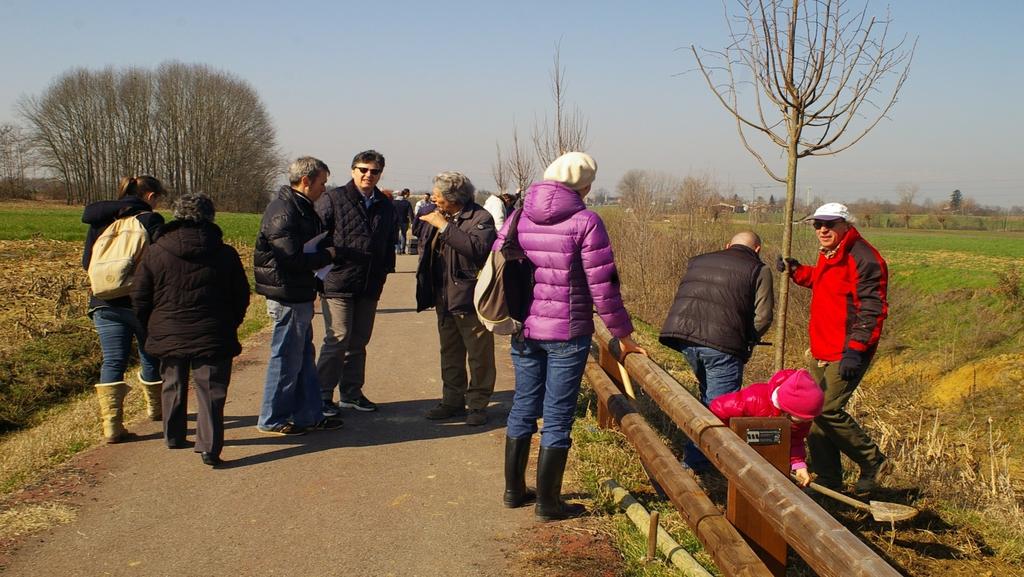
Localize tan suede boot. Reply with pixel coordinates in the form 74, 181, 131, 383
137, 373, 163, 421
95, 382, 131, 443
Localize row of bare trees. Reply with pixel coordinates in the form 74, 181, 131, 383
17, 62, 281, 210
492, 44, 588, 195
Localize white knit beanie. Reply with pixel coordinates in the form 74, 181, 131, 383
543, 152, 597, 191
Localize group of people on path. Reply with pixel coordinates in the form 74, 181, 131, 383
81, 147, 888, 519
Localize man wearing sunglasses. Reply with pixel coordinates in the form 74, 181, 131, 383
777, 202, 889, 495
315, 150, 397, 415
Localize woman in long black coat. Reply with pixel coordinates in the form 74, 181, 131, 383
132, 193, 250, 466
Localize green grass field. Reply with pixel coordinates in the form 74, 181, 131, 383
598, 206, 1024, 295
0, 203, 262, 245
851, 229, 1024, 294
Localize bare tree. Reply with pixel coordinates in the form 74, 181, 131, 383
491, 142, 509, 194
692, 0, 916, 369
507, 122, 536, 195
961, 195, 978, 216
678, 172, 717, 228
897, 182, 918, 229
0, 123, 33, 197
19, 62, 281, 210
617, 170, 673, 316
532, 43, 589, 167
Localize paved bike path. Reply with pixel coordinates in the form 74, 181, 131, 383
2, 255, 532, 577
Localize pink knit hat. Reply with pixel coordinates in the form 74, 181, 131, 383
771, 369, 824, 420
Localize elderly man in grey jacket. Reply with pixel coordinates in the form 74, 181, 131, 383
415, 171, 497, 426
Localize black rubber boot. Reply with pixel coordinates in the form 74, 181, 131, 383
534, 446, 585, 521
503, 435, 535, 508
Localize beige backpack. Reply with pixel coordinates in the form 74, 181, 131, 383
88, 214, 150, 299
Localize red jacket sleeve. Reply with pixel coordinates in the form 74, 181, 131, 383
791, 262, 815, 287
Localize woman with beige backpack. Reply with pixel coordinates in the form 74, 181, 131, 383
81, 175, 165, 443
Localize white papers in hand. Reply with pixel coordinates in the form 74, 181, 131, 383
304, 231, 327, 254
315, 263, 332, 281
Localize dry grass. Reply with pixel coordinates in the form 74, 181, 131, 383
0, 502, 76, 540
0, 380, 145, 495
854, 371, 1024, 564
0, 239, 265, 496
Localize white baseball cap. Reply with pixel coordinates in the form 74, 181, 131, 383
807, 202, 856, 223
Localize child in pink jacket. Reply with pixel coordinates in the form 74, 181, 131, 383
709, 369, 825, 486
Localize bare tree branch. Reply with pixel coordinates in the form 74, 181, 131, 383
491, 141, 509, 194
507, 122, 535, 194
532, 42, 589, 167
693, 0, 916, 369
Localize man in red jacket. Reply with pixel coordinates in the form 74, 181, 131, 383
778, 202, 888, 494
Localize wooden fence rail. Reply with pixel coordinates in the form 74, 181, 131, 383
591, 320, 901, 577
586, 361, 773, 577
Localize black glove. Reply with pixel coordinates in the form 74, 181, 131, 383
775, 255, 800, 273
839, 349, 864, 381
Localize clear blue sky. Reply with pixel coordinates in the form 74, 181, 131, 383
2, 0, 1021, 206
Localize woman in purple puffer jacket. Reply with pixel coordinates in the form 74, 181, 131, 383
497, 152, 646, 521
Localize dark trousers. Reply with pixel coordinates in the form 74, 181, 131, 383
436, 310, 496, 410
162, 357, 233, 456
317, 295, 379, 402
807, 357, 885, 486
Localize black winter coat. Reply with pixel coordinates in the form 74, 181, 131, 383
415, 202, 496, 315
316, 181, 397, 299
393, 198, 413, 227
659, 244, 772, 361
82, 195, 164, 310
132, 220, 251, 359
254, 186, 333, 303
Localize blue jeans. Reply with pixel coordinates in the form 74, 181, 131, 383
258, 299, 321, 429
90, 306, 160, 383
395, 226, 408, 254
507, 335, 592, 448
679, 345, 744, 469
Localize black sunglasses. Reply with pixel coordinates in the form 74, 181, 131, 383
812, 220, 840, 230
354, 166, 382, 176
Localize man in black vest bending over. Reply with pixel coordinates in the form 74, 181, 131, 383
659, 231, 774, 471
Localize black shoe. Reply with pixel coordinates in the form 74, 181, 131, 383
313, 416, 344, 431
465, 408, 488, 426
339, 395, 378, 412
535, 446, 586, 521
425, 403, 465, 420
200, 452, 222, 467
321, 401, 342, 417
167, 439, 193, 449
854, 455, 889, 495
504, 435, 535, 508
256, 423, 307, 436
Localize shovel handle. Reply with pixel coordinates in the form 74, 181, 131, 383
806, 481, 871, 512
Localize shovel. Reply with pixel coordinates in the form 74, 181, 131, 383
805, 481, 919, 522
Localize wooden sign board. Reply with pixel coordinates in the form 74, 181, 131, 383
726, 417, 791, 577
